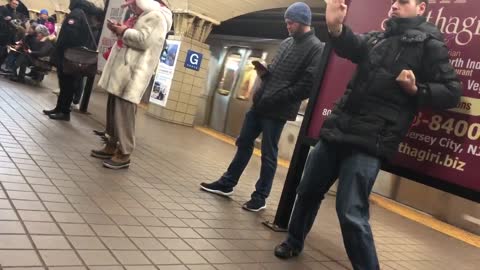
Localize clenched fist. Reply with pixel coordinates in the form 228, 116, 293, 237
396, 70, 418, 96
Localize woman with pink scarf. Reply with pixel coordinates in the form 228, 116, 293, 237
92, 0, 173, 169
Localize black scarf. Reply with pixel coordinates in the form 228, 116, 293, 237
384, 16, 426, 37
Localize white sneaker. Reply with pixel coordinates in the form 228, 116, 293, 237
72, 104, 80, 111
52, 88, 60, 95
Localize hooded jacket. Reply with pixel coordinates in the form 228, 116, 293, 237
320, 16, 462, 160
97, 0, 173, 104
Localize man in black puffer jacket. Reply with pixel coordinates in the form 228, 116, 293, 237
274, 1, 462, 270
200, 2, 324, 212
43, 0, 104, 121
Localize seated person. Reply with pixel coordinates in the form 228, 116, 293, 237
0, 19, 26, 71
0, 21, 37, 74
10, 25, 54, 82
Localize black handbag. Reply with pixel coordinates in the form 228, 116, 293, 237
63, 10, 98, 77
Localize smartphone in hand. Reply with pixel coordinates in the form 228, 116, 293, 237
107, 19, 119, 25
252, 60, 267, 71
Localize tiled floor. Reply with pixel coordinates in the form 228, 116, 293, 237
0, 77, 479, 270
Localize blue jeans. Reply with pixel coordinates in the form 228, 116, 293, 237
219, 110, 286, 201
286, 140, 381, 270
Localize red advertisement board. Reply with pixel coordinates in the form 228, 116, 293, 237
307, 0, 480, 194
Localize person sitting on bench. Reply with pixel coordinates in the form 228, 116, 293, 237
10, 24, 53, 82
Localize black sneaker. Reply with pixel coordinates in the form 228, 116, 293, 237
242, 198, 266, 212
274, 243, 300, 259
43, 109, 58, 115
48, 112, 70, 121
200, 181, 233, 197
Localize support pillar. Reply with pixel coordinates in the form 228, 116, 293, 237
146, 11, 217, 126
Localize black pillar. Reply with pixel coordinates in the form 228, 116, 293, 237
263, 43, 333, 232
80, 75, 95, 113
263, 141, 311, 231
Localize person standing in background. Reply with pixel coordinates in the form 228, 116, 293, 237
42, 0, 104, 121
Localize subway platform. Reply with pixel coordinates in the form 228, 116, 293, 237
0, 77, 478, 270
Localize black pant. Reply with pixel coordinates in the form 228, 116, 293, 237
55, 68, 82, 113
14, 53, 31, 78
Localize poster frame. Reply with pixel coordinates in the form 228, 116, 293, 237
149, 39, 182, 107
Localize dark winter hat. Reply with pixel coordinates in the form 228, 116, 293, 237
284, 2, 312, 25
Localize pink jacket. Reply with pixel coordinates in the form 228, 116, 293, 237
44, 21, 56, 35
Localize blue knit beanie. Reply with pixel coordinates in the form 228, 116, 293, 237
284, 2, 312, 25
40, 9, 49, 15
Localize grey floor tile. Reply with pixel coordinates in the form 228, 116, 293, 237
39, 250, 83, 266
0, 250, 42, 266
25, 222, 62, 235
101, 237, 138, 250
68, 236, 106, 250
0, 234, 33, 249
78, 250, 120, 266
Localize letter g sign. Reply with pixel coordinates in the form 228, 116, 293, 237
190, 54, 199, 65
185, 50, 203, 71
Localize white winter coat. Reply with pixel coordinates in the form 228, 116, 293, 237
98, 5, 173, 104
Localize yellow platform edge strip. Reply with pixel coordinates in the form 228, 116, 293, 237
194, 125, 480, 248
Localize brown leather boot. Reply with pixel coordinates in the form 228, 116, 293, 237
103, 151, 131, 170
91, 144, 116, 159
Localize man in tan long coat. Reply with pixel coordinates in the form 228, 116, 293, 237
92, 0, 173, 169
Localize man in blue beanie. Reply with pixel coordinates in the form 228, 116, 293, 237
200, 2, 324, 212
37, 9, 49, 25
284, 2, 312, 27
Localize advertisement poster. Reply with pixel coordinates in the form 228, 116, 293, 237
149, 40, 182, 107
307, 0, 479, 194
97, 0, 130, 71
